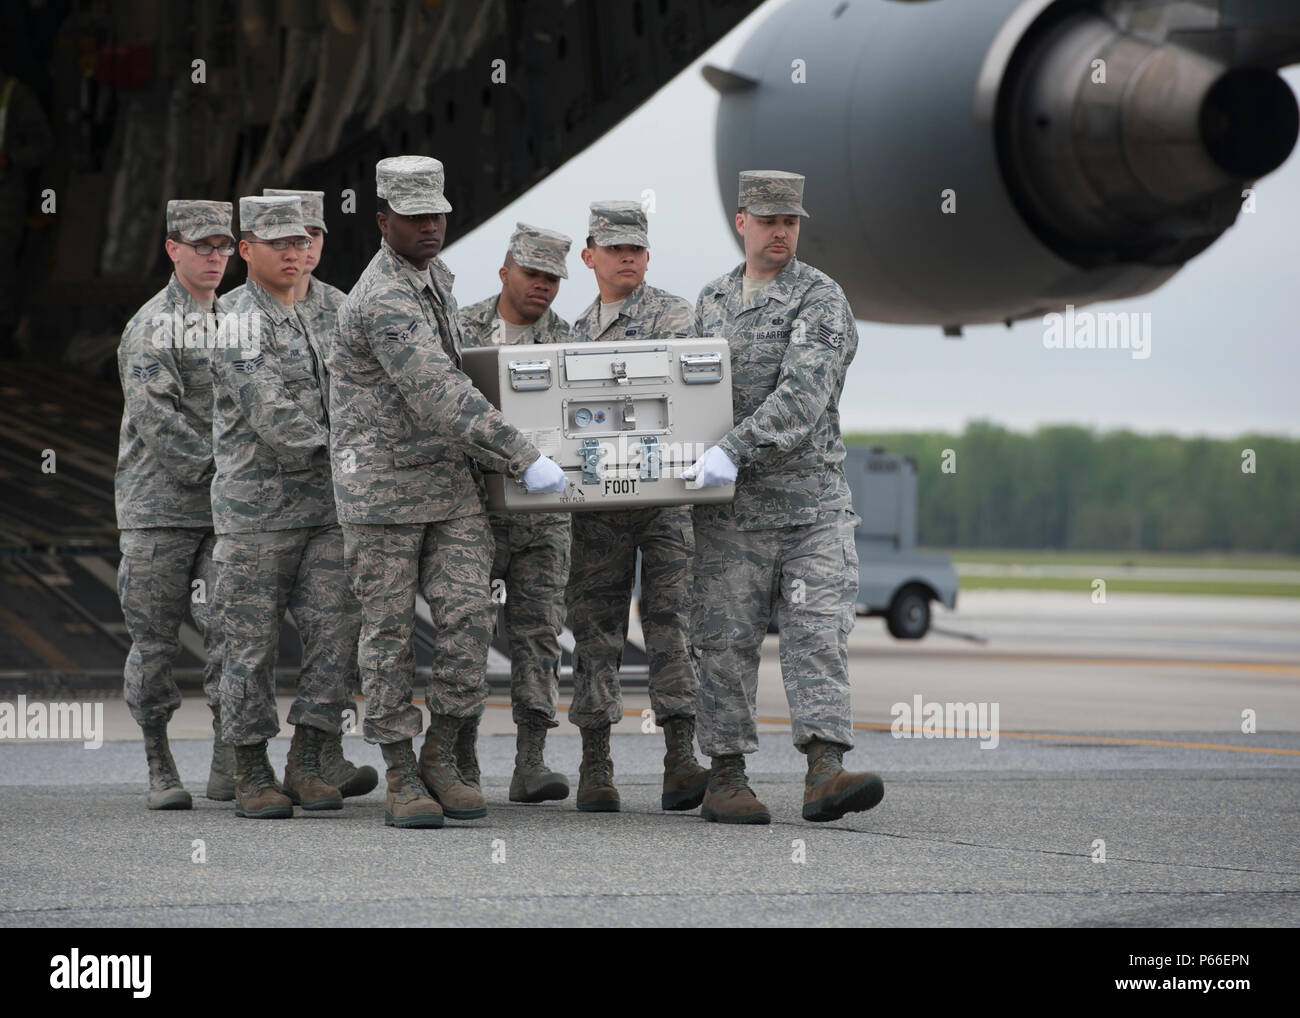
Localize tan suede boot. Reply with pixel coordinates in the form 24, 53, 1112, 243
320, 731, 379, 797
576, 725, 619, 812
701, 755, 770, 825
802, 739, 884, 822
509, 723, 569, 803
233, 742, 293, 819
381, 740, 443, 829
143, 722, 192, 811
282, 724, 343, 811
454, 713, 481, 791
660, 716, 708, 811
419, 715, 487, 819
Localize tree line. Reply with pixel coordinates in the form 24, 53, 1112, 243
846, 422, 1299, 553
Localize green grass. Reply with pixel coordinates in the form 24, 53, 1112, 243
939, 549, 1300, 570
958, 576, 1300, 597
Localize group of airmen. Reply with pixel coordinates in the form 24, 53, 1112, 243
114, 154, 886, 829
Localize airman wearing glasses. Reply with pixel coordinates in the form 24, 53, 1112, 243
209, 195, 361, 820
114, 199, 235, 811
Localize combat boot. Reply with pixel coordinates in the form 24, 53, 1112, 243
233, 742, 293, 819
701, 755, 770, 825
142, 722, 192, 810
320, 730, 379, 798
453, 713, 481, 791
660, 715, 709, 811
205, 705, 236, 801
419, 715, 487, 819
282, 724, 343, 810
381, 740, 443, 829
509, 723, 569, 804
576, 725, 619, 812
802, 739, 884, 822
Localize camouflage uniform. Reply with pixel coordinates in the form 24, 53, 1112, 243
456, 224, 573, 728
692, 171, 860, 757
210, 195, 356, 746
329, 157, 541, 744
566, 203, 700, 730
115, 200, 233, 726
263, 188, 348, 358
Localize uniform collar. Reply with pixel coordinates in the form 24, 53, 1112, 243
578, 279, 649, 335
242, 276, 298, 325
382, 239, 454, 301
721, 257, 802, 316
166, 273, 217, 316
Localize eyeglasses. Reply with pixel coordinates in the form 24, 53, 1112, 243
178, 240, 236, 256
246, 238, 312, 251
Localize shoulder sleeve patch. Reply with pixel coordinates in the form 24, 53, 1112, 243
816, 321, 844, 350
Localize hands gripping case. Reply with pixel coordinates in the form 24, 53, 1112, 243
461, 337, 736, 512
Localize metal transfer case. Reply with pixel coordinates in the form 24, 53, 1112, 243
461, 337, 737, 512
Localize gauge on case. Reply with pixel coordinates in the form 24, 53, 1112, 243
574, 407, 593, 427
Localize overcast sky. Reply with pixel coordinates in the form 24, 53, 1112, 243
441, 0, 1300, 440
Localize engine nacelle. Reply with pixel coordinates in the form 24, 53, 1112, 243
708, 0, 1298, 329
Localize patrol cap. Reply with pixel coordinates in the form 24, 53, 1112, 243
238, 195, 311, 240
263, 188, 327, 231
166, 199, 235, 242
738, 170, 809, 217
587, 200, 648, 248
376, 155, 452, 215
508, 222, 571, 278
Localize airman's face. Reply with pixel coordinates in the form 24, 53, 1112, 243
580, 243, 648, 299
736, 212, 801, 273
240, 235, 303, 290
302, 226, 325, 274
499, 258, 561, 322
379, 209, 446, 267
165, 235, 231, 294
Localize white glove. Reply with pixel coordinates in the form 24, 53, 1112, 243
681, 445, 737, 487
522, 455, 568, 494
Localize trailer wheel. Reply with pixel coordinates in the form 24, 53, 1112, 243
886, 585, 931, 639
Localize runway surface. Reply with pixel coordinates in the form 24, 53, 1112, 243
2, 591, 1297, 927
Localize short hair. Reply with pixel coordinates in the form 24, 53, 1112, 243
166, 231, 183, 243
503, 250, 515, 269
376, 197, 391, 215
240, 230, 255, 242
586, 235, 594, 249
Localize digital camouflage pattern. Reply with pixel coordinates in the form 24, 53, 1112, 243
263, 188, 327, 231
116, 274, 221, 529
343, 515, 494, 741
487, 514, 571, 726
215, 525, 356, 744
458, 293, 573, 727
567, 280, 699, 729
691, 512, 857, 755
508, 222, 571, 277
376, 155, 451, 215
737, 170, 810, 218
210, 278, 334, 534
328, 239, 538, 525
692, 239, 861, 756
298, 276, 347, 360
694, 256, 857, 531
166, 199, 236, 241
238, 195, 310, 240
567, 507, 697, 728
119, 527, 224, 724
587, 200, 648, 248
